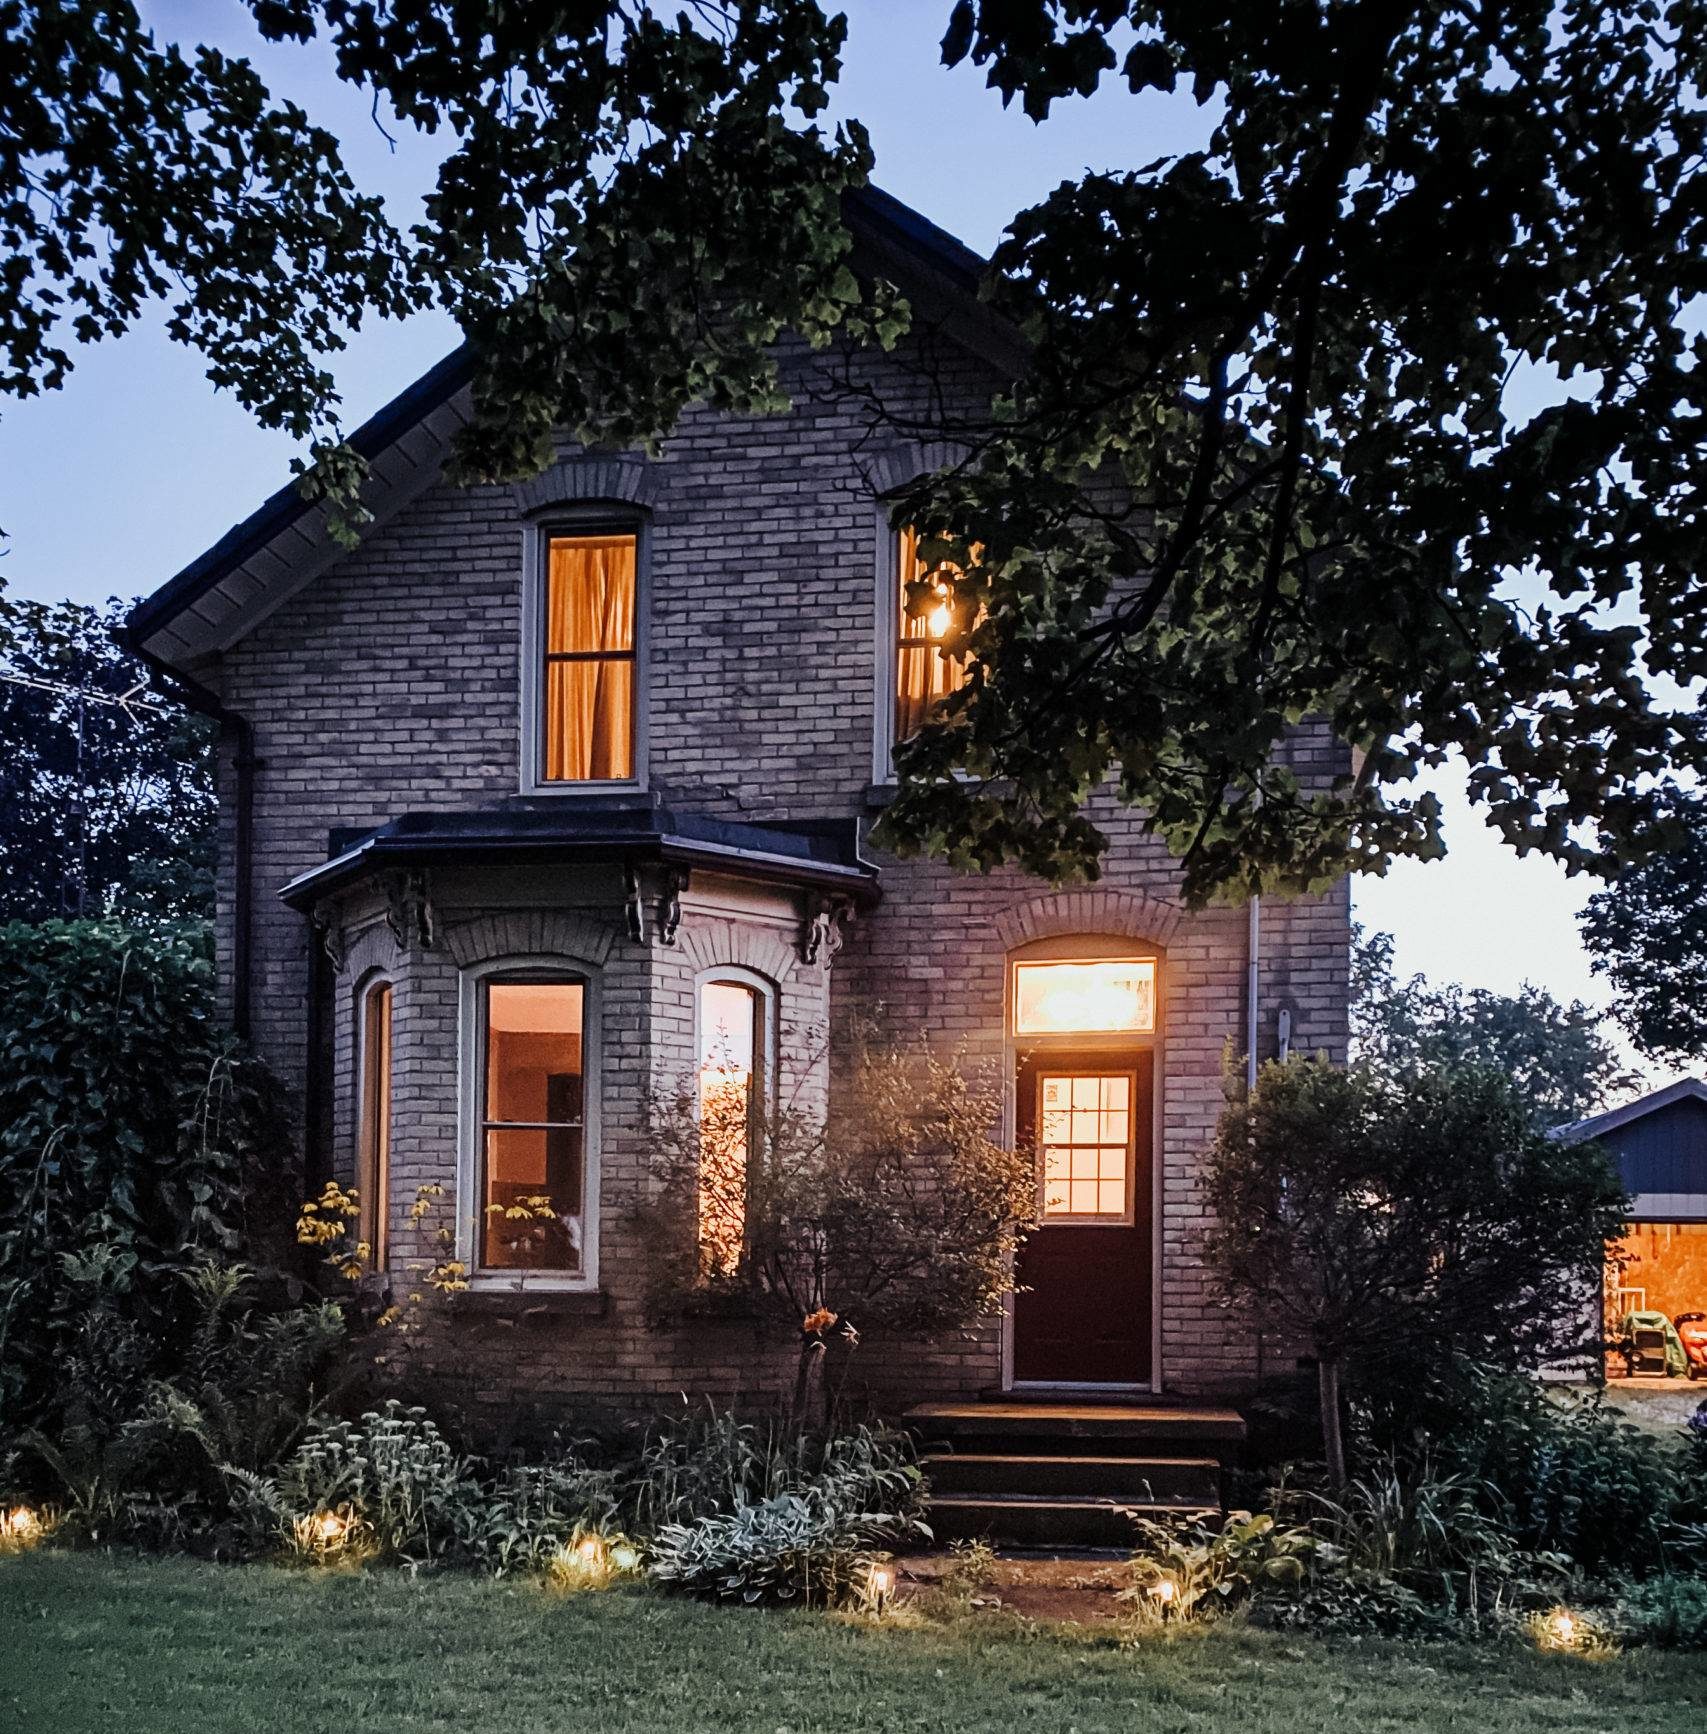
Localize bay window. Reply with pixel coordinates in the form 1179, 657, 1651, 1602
478, 976, 586, 1272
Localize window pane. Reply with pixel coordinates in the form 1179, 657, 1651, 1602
895, 526, 968, 742
480, 1128, 583, 1270
543, 533, 636, 782
481, 980, 584, 1273
545, 658, 634, 780
547, 535, 635, 653
1037, 1068, 1135, 1221
1013, 959, 1156, 1035
699, 981, 758, 1279
358, 982, 392, 1270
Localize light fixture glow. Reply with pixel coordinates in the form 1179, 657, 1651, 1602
1149, 1577, 1176, 1604
577, 1536, 604, 1564
1013, 959, 1155, 1035
1552, 1610, 1576, 1644
2, 1507, 41, 1543
925, 598, 953, 639
867, 1563, 895, 1614
311, 1511, 347, 1545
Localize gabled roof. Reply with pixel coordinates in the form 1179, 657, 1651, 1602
278, 803, 880, 910
1554, 1077, 1707, 1144
125, 184, 1008, 681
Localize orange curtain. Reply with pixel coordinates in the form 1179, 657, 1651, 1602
895, 526, 968, 742
545, 535, 636, 780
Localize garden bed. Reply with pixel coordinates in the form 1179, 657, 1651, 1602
3, 1551, 1703, 1734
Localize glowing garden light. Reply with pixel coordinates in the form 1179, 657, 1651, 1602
1148, 1577, 1177, 1606
1552, 1611, 1576, 1645
2, 1507, 41, 1545
867, 1563, 894, 1615
311, 1510, 347, 1545
577, 1536, 605, 1567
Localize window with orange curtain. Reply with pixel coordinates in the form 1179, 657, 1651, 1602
543, 532, 637, 781
894, 526, 968, 744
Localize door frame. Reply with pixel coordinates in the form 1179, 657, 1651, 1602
999, 937, 1165, 1394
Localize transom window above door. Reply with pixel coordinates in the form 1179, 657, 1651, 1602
542, 531, 637, 783
1013, 958, 1156, 1036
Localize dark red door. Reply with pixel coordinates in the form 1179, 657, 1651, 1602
1012, 1049, 1153, 1384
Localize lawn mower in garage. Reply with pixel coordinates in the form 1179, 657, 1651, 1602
1675, 1312, 1707, 1381
1614, 1310, 1689, 1378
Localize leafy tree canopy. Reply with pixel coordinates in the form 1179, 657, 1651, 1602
7, 2, 1706, 902
0, 581, 215, 924
1580, 790, 1707, 1067
1351, 926, 1635, 1129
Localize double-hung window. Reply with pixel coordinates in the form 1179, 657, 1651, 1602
356, 979, 393, 1269
697, 977, 764, 1280
540, 531, 637, 783
478, 976, 587, 1272
894, 526, 969, 745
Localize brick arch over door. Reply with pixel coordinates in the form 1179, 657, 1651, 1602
991, 888, 1184, 956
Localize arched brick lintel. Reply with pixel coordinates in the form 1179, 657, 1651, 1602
992, 887, 1184, 955
676, 917, 797, 984
510, 456, 661, 517
442, 909, 618, 969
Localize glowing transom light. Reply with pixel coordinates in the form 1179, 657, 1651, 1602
1013, 960, 1155, 1035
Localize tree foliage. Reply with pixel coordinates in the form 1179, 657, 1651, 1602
7, 3, 1705, 894
0, 582, 215, 923
1200, 1056, 1628, 1485
1580, 791, 1707, 1067
1350, 926, 1634, 1129
637, 1028, 1034, 1419
0, 920, 283, 1433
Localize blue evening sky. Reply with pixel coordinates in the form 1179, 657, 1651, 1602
0, 1, 1661, 1077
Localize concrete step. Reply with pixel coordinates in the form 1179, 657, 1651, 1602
928, 1494, 1215, 1550
908, 1401, 1246, 1454
923, 1451, 1222, 1504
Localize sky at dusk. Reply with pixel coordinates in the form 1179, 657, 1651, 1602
0, 1, 1665, 1079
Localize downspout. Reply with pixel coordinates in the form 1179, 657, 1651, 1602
1245, 895, 1262, 1093
127, 644, 256, 1043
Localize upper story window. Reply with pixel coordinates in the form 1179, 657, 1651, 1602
478, 976, 586, 1273
894, 526, 968, 745
542, 531, 637, 783
356, 978, 393, 1269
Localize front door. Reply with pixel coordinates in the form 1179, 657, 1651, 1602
1012, 1049, 1154, 1384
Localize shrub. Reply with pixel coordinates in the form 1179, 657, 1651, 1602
1120, 1511, 1318, 1624
0, 920, 286, 1434
1617, 1576, 1707, 1648
274, 1402, 480, 1564
465, 1456, 626, 1576
1436, 1375, 1692, 1574
648, 1494, 917, 1607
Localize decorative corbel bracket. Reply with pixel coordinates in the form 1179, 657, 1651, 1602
385, 869, 439, 953
656, 866, 688, 948
801, 893, 856, 966
310, 898, 347, 971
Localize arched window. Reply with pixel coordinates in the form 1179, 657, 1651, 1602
477, 974, 588, 1272
355, 978, 393, 1270
697, 975, 766, 1279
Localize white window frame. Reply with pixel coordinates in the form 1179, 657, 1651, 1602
870, 506, 905, 783
693, 965, 777, 1274
352, 969, 395, 1272
456, 955, 603, 1292
518, 508, 650, 797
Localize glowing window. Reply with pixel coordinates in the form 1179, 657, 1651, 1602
1039, 1072, 1133, 1218
356, 980, 392, 1269
479, 979, 584, 1271
1013, 959, 1156, 1036
894, 526, 969, 743
698, 980, 759, 1279
543, 532, 636, 782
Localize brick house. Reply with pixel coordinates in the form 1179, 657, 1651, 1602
126, 186, 1350, 1435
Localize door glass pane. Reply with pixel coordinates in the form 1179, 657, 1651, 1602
1038, 1070, 1134, 1220
1013, 959, 1156, 1034
481, 980, 584, 1271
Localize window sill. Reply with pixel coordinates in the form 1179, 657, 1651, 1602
446, 1287, 610, 1323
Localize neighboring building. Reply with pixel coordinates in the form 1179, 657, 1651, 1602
1559, 1079, 1707, 1362
126, 186, 1350, 1431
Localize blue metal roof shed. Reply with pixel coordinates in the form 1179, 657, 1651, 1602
1558, 1078, 1707, 1221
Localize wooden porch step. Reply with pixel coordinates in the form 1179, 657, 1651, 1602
907, 1401, 1246, 1451
923, 1451, 1222, 1504
928, 1494, 1214, 1550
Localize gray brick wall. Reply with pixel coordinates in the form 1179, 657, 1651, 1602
202, 333, 1351, 1430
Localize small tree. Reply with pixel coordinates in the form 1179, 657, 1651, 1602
1200, 1057, 1628, 1489
637, 1028, 1036, 1427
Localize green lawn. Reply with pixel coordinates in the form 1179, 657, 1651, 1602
2, 1552, 1704, 1734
